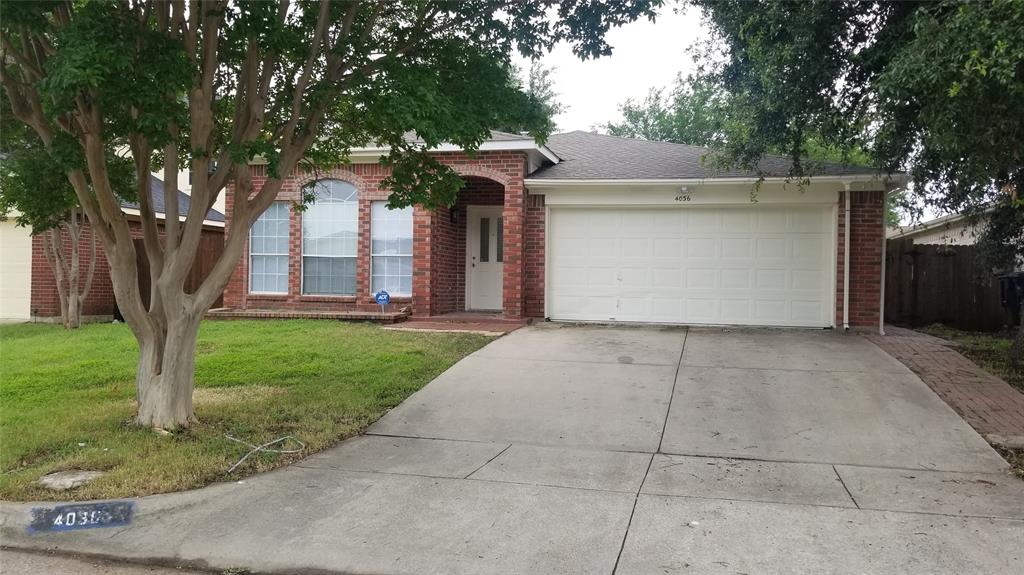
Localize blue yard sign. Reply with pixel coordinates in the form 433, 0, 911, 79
375, 290, 391, 314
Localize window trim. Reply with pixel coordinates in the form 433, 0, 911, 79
300, 179, 360, 296
248, 201, 290, 295
369, 201, 414, 297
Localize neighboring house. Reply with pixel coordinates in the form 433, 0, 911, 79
887, 211, 984, 246
164, 168, 227, 215
1, 176, 225, 323
0, 209, 34, 321
223, 131, 900, 330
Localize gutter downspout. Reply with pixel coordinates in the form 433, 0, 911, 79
879, 189, 887, 336
843, 182, 851, 331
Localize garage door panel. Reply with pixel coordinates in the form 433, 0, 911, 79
686, 238, 718, 258
792, 300, 827, 323
721, 238, 753, 258
721, 269, 753, 289
548, 206, 834, 327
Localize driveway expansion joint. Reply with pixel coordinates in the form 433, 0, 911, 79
611, 453, 656, 575
463, 443, 513, 479
833, 464, 861, 509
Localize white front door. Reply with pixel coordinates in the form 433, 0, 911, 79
467, 206, 504, 311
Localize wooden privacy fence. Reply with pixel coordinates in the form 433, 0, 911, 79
885, 238, 1007, 331
134, 232, 225, 310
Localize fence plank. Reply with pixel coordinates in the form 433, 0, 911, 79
134, 231, 225, 311
884, 239, 1006, 331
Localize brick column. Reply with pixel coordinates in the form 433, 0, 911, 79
412, 206, 433, 315
835, 189, 885, 328
502, 176, 526, 318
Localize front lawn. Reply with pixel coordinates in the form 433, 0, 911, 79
919, 324, 1023, 393
0, 320, 490, 501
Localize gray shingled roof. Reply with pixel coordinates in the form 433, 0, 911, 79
530, 131, 883, 180
120, 176, 225, 223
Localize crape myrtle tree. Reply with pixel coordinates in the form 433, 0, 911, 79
690, 0, 1024, 354
0, 0, 660, 429
0, 97, 136, 327
0, 100, 134, 329
0, 153, 97, 330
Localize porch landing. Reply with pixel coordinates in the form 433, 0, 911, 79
383, 311, 527, 336
206, 308, 409, 323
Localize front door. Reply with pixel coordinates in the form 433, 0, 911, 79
467, 206, 504, 311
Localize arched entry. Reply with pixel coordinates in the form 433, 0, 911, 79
429, 175, 507, 315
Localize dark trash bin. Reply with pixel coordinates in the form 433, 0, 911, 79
999, 272, 1024, 327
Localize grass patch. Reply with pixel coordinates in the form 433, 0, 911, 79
0, 320, 490, 501
919, 324, 1023, 393
994, 446, 1024, 481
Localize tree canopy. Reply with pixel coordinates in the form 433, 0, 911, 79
604, 75, 726, 147
498, 61, 568, 135
1, 0, 660, 429
690, 0, 1023, 265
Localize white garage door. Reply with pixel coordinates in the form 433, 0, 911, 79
0, 219, 33, 321
547, 206, 835, 327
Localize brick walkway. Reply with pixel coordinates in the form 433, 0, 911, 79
865, 326, 1024, 447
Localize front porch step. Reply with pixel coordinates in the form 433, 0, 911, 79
206, 308, 409, 324
407, 313, 526, 325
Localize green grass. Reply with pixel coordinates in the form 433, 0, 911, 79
0, 320, 490, 501
919, 324, 1023, 393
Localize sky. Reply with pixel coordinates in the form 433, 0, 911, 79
514, 5, 711, 133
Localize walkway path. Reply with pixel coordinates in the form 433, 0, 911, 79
867, 326, 1024, 446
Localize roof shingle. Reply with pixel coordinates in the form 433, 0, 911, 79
531, 131, 884, 180
120, 176, 224, 223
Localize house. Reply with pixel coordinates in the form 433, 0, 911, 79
0, 176, 225, 323
222, 131, 901, 330
887, 211, 984, 246
0, 210, 34, 322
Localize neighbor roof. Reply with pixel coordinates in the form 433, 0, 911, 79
120, 176, 225, 223
531, 131, 883, 180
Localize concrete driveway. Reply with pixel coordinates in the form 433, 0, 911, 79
3, 325, 1022, 574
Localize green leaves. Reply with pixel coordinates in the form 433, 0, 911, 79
3, 0, 663, 226
692, 0, 1023, 267
604, 75, 727, 147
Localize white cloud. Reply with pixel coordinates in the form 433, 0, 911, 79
516, 5, 710, 132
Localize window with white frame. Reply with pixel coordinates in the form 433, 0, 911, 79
249, 201, 290, 294
302, 180, 359, 295
371, 202, 413, 296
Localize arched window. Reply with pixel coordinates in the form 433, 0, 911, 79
302, 180, 359, 295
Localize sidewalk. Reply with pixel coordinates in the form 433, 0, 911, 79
866, 326, 1024, 447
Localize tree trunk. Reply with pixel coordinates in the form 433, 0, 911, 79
66, 288, 81, 329
135, 314, 201, 429
40, 212, 95, 330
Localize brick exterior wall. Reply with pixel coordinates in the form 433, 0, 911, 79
224, 151, 531, 318
30, 219, 225, 320
220, 151, 885, 326
524, 193, 546, 318
835, 190, 885, 328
